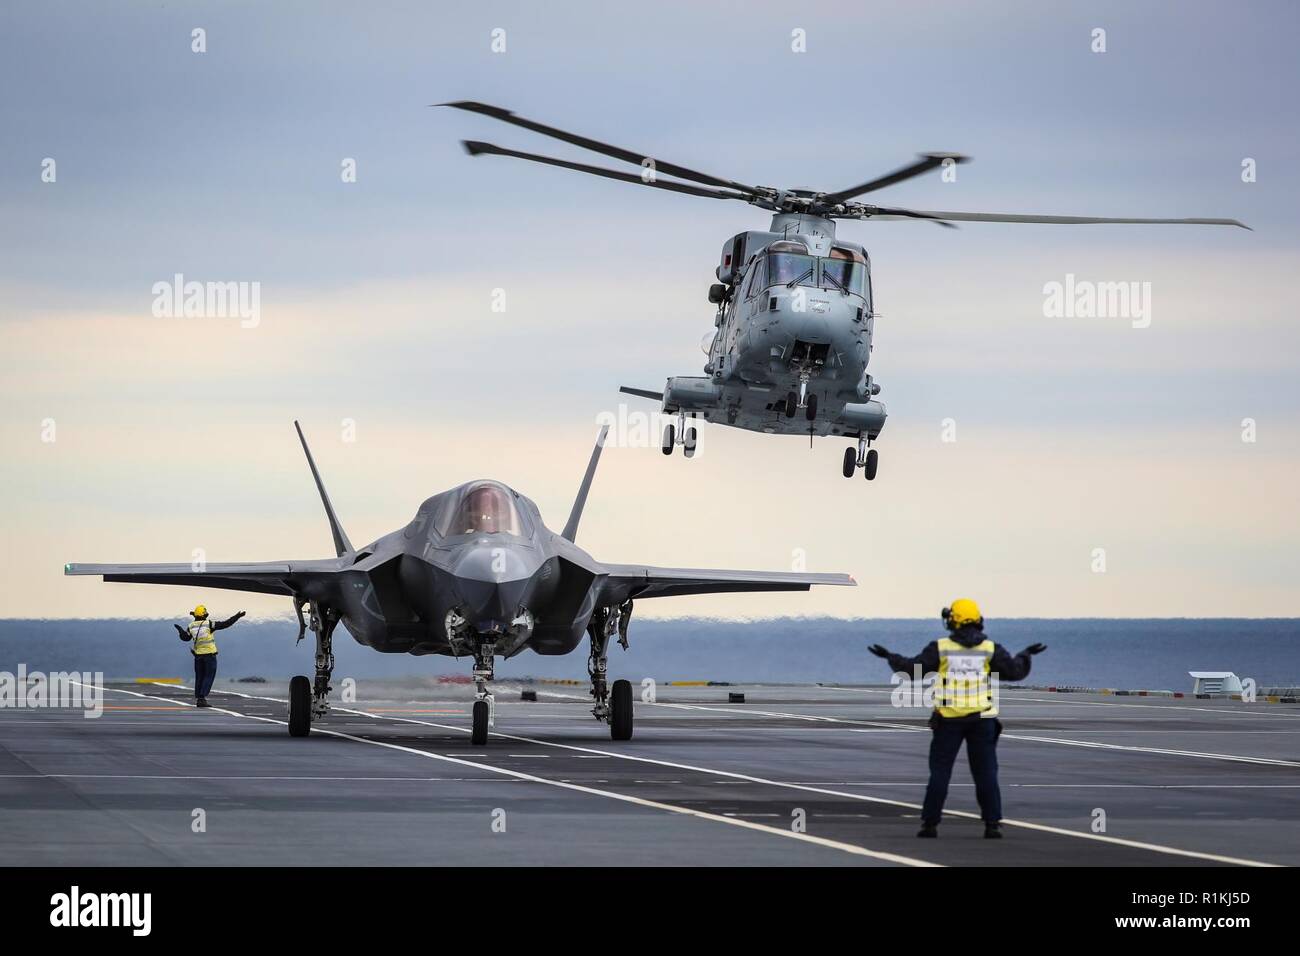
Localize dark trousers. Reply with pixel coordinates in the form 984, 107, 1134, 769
193, 654, 218, 700
921, 715, 1002, 825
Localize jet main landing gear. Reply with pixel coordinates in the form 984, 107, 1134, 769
842, 435, 879, 481
587, 601, 634, 741
288, 601, 339, 738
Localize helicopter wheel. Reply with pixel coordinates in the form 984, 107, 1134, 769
683, 427, 698, 458
661, 423, 675, 456
805, 393, 818, 422
842, 447, 856, 478
784, 392, 797, 418
864, 448, 879, 481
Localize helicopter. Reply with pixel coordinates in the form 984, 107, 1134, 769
440, 101, 1247, 481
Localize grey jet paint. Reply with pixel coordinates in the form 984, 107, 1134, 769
65, 422, 853, 743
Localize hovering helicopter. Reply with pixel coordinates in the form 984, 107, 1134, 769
440, 101, 1247, 481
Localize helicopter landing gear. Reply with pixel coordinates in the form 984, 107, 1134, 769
662, 412, 698, 458
788, 372, 817, 420
470, 640, 495, 745
844, 436, 880, 481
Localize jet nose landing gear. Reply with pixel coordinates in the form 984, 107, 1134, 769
843, 436, 879, 481
470, 640, 496, 746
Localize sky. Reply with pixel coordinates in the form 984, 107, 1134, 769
1, 0, 1298, 620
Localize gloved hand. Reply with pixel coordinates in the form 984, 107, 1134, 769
174, 624, 187, 639
235, 611, 247, 620
1021, 643, 1047, 656
868, 644, 891, 659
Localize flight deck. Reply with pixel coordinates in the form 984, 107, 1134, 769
1, 679, 1294, 867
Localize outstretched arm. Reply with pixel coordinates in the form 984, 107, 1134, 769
175, 623, 190, 641
991, 643, 1045, 682
869, 641, 940, 675
211, 611, 247, 631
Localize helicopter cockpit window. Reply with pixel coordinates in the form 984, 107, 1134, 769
766, 253, 816, 288
436, 482, 525, 536
820, 258, 866, 296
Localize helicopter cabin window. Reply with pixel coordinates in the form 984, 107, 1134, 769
820, 248, 867, 297
437, 481, 525, 536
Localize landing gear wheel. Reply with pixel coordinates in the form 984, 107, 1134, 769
610, 679, 633, 741
784, 393, 797, 418
842, 447, 856, 478
805, 393, 818, 422
471, 699, 490, 746
864, 448, 879, 481
661, 423, 675, 456
683, 427, 698, 459
288, 675, 312, 737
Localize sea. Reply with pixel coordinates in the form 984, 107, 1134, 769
2, 618, 1297, 693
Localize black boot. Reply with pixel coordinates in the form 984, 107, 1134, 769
917, 823, 938, 838
984, 822, 1002, 839
196, 698, 210, 708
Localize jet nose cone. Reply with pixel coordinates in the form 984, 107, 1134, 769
451, 542, 537, 626
451, 541, 535, 583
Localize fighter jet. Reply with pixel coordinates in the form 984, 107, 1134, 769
66, 423, 854, 744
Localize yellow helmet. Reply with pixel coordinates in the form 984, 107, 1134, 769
944, 598, 982, 629
192, 604, 208, 618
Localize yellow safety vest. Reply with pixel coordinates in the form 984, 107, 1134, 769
936, 636, 996, 718
188, 618, 218, 655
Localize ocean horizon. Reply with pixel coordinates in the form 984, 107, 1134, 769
2, 617, 1297, 693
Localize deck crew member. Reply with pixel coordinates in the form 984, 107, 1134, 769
868, 599, 1045, 839
174, 605, 245, 707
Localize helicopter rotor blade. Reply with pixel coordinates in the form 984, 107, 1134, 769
461, 141, 752, 202
859, 206, 1251, 229
860, 206, 960, 228
440, 101, 761, 196
820, 153, 970, 205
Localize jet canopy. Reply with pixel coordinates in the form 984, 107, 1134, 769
435, 481, 529, 537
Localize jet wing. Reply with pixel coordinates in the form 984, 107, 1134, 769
598, 565, 855, 602
63, 560, 342, 597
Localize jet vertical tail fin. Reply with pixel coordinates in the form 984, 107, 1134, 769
294, 420, 354, 557
561, 425, 609, 544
